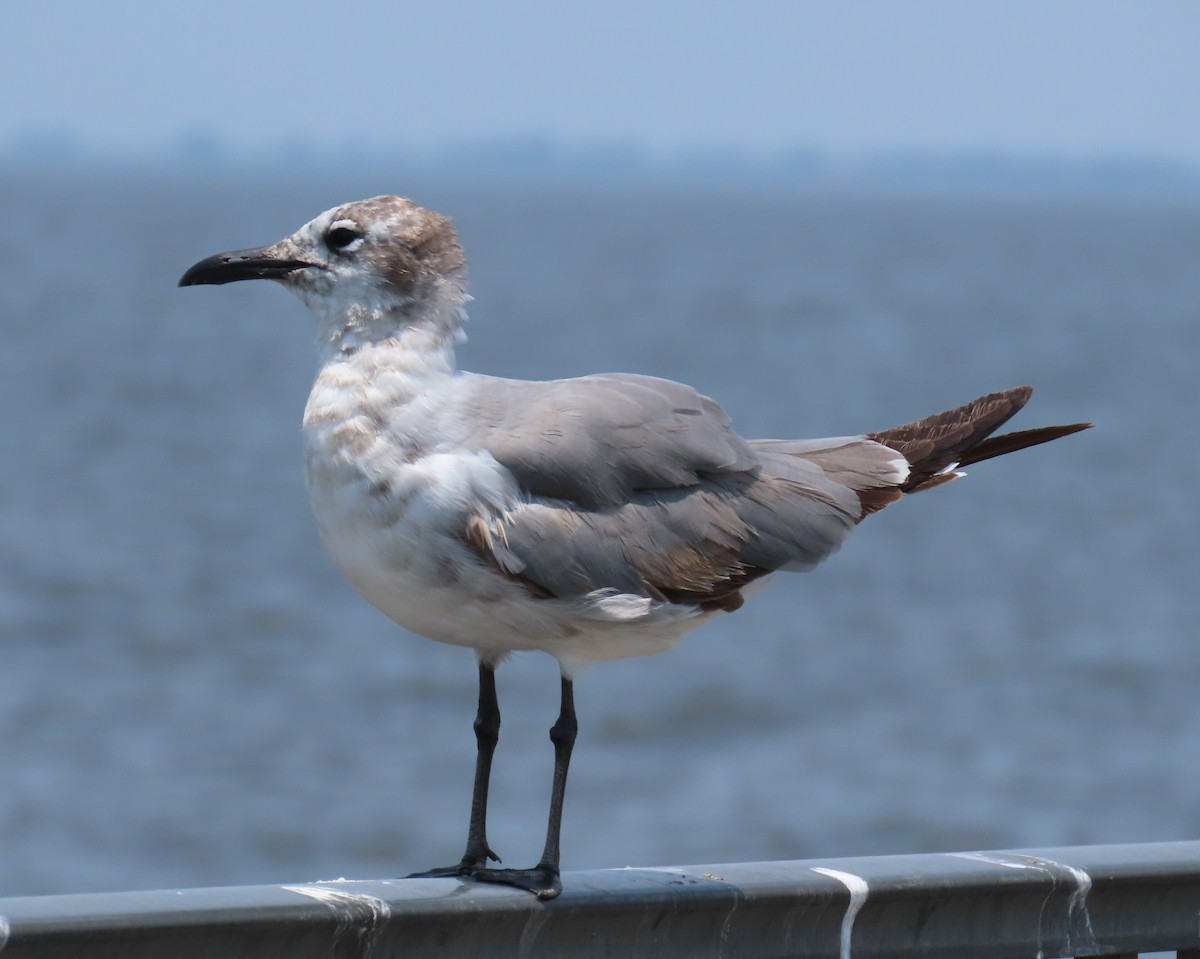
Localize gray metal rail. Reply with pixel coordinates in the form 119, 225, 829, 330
2, 841, 1199, 958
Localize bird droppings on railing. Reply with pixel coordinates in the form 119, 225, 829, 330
811, 867, 870, 959
1037, 855, 1098, 956
282, 883, 393, 957
948, 851, 1099, 958
1, 842, 1199, 957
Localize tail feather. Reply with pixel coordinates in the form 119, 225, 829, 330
868, 386, 1091, 494
956, 422, 1091, 469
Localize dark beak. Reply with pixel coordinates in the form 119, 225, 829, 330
178, 246, 315, 287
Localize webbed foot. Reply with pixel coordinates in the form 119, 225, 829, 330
471, 863, 561, 900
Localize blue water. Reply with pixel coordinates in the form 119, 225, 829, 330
1, 168, 1197, 897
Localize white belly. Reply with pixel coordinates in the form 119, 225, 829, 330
304, 449, 714, 674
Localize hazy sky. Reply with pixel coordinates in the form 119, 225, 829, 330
6, 0, 1199, 160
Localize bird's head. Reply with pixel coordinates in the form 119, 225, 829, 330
179, 195, 468, 346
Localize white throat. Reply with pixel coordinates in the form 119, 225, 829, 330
301, 279, 470, 370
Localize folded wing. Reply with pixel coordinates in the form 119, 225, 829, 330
461, 373, 910, 611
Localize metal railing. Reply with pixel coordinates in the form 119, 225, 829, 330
1, 841, 1199, 957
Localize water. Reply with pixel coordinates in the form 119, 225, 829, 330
1, 168, 1197, 897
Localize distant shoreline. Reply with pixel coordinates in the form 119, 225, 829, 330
4, 138, 1200, 200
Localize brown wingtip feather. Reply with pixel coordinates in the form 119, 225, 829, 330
867, 386, 1090, 495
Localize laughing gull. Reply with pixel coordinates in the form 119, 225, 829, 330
179, 194, 1089, 899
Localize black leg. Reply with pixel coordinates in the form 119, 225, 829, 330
472, 675, 576, 900
408, 662, 502, 878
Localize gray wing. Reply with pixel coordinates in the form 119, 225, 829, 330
457, 373, 911, 610
475, 373, 759, 505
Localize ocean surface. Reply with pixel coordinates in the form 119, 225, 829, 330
1, 167, 1197, 897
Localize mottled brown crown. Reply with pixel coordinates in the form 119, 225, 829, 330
330, 195, 466, 295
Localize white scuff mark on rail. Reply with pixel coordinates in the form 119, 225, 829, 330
515, 902, 552, 958
950, 851, 1040, 870
716, 894, 741, 959
620, 865, 739, 958
0, 914, 10, 953
812, 867, 869, 959
948, 852, 1056, 959
284, 884, 392, 957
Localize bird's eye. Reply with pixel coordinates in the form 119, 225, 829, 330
325, 225, 363, 252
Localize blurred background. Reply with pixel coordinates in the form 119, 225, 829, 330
1, 1, 1198, 897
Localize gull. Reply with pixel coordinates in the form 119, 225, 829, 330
179, 195, 1089, 899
